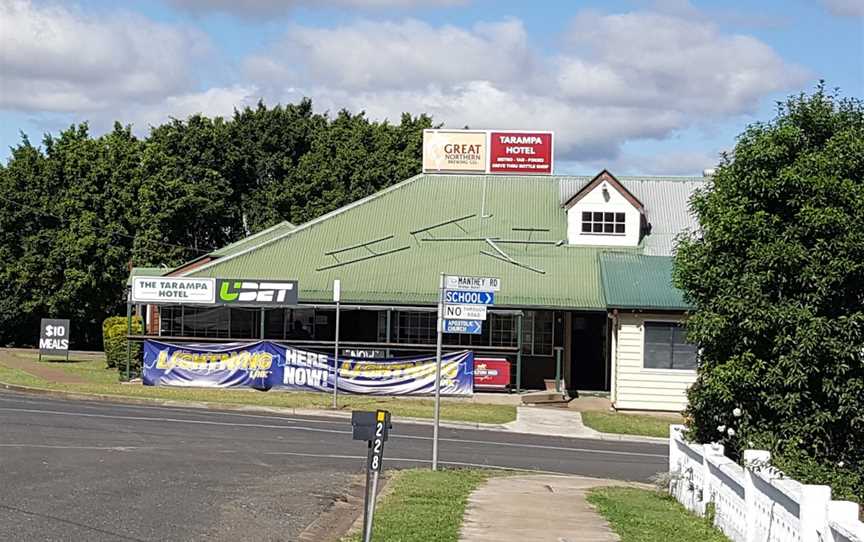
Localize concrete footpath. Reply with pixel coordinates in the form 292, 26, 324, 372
459, 475, 623, 542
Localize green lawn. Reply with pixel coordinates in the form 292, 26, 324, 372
0, 352, 516, 424
581, 410, 682, 438
587, 487, 728, 542
343, 469, 491, 542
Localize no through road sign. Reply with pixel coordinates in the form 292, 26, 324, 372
443, 304, 487, 321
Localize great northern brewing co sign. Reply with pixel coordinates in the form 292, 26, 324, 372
422, 130, 487, 173
489, 131, 553, 174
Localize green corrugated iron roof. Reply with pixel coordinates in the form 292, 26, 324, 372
599, 252, 692, 311
211, 221, 296, 257
127, 266, 166, 284
184, 174, 643, 309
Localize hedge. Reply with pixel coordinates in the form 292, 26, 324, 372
102, 315, 144, 376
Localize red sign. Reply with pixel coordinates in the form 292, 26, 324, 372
488, 131, 553, 175
473, 357, 511, 389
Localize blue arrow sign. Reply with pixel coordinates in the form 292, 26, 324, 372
443, 319, 482, 335
443, 290, 494, 305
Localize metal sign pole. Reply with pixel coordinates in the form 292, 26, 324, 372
125, 287, 132, 381
332, 280, 341, 409
364, 470, 381, 542
361, 441, 373, 536
432, 272, 444, 471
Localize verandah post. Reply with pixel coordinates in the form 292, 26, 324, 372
516, 313, 523, 393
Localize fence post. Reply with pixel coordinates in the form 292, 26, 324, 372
702, 442, 724, 516
827, 501, 862, 542
743, 449, 771, 542
800, 484, 831, 542
669, 424, 685, 475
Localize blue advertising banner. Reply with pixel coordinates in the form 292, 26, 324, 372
142, 340, 281, 390
143, 340, 474, 396
279, 347, 473, 396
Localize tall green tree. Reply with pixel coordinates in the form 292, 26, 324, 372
133, 115, 242, 266
673, 86, 864, 500
0, 99, 431, 348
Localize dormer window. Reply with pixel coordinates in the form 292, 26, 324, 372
581, 211, 626, 235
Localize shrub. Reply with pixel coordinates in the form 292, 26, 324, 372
674, 86, 864, 503
102, 315, 144, 376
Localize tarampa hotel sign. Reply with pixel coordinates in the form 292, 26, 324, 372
422, 129, 553, 175
131, 277, 216, 304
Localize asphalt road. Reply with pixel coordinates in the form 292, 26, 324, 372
0, 389, 667, 541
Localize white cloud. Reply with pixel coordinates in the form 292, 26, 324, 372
250, 12, 808, 161
121, 85, 262, 132
0, 0, 208, 113
168, 0, 467, 17
255, 19, 531, 91
821, 0, 864, 17
557, 12, 807, 115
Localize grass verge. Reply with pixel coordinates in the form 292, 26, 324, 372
0, 351, 516, 424
581, 410, 682, 438
343, 469, 491, 542
587, 487, 728, 542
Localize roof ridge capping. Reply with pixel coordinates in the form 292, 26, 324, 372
562, 169, 645, 211
180, 172, 428, 277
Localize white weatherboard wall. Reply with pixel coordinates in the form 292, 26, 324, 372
613, 313, 696, 411
566, 180, 641, 246
669, 425, 864, 542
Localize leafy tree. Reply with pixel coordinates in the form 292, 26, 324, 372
674, 86, 864, 500
0, 99, 430, 348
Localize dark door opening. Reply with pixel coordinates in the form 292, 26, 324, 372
570, 313, 607, 391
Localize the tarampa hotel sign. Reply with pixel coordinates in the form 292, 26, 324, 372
132, 277, 216, 304
422, 129, 553, 175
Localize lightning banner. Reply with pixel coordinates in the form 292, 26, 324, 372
142, 341, 474, 396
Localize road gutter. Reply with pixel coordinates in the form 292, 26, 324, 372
0, 380, 665, 443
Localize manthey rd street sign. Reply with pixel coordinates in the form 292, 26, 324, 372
444, 275, 501, 292
443, 319, 482, 335
131, 277, 216, 304
443, 304, 487, 321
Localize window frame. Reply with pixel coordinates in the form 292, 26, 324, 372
641, 319, 697, 372
580, 210, 627, 236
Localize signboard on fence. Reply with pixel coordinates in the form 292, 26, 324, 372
39, 318, 70, 357
473, 357, 510, 389
142, 340, 474, 396
131, 277, 216, 304
141, 341, 278, 389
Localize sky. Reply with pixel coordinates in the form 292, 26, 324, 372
0, 0, 862, 175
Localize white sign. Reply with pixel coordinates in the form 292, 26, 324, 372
443, 304, 487, 321
444, 275, 501, 292
131, 277, 216, 304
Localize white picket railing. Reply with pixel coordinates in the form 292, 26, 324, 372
668, 424, 864, 542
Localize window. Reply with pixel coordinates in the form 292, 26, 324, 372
521, 311, 554, 356
644, 322, 697, 370
581, 211, 626, 235
394, 311, 437, 344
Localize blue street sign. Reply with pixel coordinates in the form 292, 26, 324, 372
443, 319, 482, 335
443, 290, 494, 305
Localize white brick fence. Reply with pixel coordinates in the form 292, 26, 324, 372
668, 424, 864, 542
